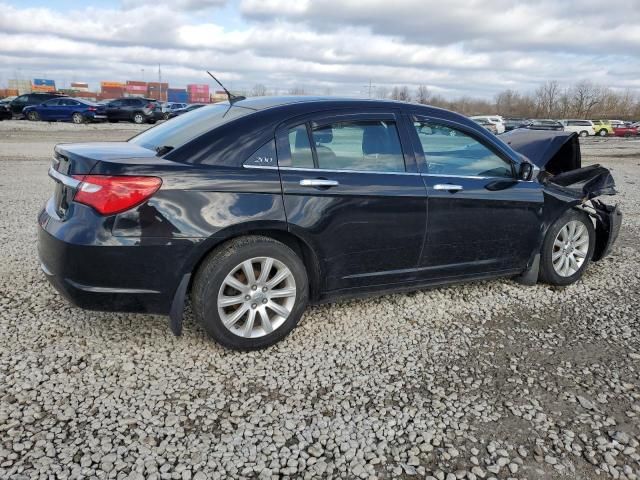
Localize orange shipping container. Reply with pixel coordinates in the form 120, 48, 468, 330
101, 81, 124, 88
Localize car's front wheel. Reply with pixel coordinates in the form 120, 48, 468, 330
27, 111, 39, 121
192, 236, 309, 350
598, 129, 607, 137
539, 209, 595, 286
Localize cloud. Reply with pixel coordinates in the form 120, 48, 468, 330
0, 0, 638, 98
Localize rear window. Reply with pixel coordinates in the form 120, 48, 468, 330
129, 103, 254, 153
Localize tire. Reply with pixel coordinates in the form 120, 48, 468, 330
598, 129, 607, 137
163, 112, 170, 120
132, 112, 145, 124
148, 119, 156, 124
539, 209, 595, 286
27, 111, 39, 121
579, 130, 588, 137
71, 112, 84, 124
192, 236, 309, 350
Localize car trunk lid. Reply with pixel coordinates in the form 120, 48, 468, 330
49, 142, 159, 218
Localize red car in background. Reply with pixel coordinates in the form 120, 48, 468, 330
613, 125, 639, 137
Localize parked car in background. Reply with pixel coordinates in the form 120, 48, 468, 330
22, 97, 106, 123
172, 103, 207, 116
9, 92, 67, 118
470, 115, 505, 133
560, 120, 595, 137
524, 119, 564, 131
612, 124, 639, 137
0, 103, 11, 121
38, 97, 620, 349
163, 103, 188, 119
504, 118, 527, 131
591, 120, 614, 137
105, 97, 158, 124
472, 118, 497, 134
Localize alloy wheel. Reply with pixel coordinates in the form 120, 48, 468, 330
217, 256, 296, 338
134, 114, 144, 124
552, 220, 589, 277
72, 113, 83, 124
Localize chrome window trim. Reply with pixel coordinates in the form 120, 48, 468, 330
280, 166, 419, 176
421, 173, 490, 180
48, 166, 81, 189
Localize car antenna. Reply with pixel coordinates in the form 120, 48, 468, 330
206, 71, 245, 104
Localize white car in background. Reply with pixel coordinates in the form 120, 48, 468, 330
470, 115, 505, 134
609, 120, 626, 128
560, 119, 596, 137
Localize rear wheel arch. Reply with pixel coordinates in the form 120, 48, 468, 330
187, 229, 321, 302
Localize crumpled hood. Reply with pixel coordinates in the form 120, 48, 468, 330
500, 129, 580, 174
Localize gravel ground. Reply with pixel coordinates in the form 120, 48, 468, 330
0, 120, 639, 480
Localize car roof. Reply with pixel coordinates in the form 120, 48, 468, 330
229, 95, 415, 111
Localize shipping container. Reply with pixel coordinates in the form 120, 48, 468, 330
8, 79, 32, 95
70, 82, 89, 92
32, 85, 56, 93
148, 82, 169, 88
126, 85, 148, 93
168, 90, 188, 103
33, 78, 56, 87
187, 84, 209, 93
0, 88, 19, 98
100, 81, 124, 88
126, 80, 147, 86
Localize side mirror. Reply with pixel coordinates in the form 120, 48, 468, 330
519, 162, 534, 181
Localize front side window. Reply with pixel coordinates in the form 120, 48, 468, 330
310, 120, 405, 172
43, 99, 61, 106
414, 121, 513, 178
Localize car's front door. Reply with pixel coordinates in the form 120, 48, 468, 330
37, 99, 58, 120
275, 111, 428, 293
411, 116, 543, 278
106, 100, 122, 120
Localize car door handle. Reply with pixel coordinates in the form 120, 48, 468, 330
433, 184, 463, 192
299, 179, 339, 187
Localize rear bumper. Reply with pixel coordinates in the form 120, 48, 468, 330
37, 200, 200, 315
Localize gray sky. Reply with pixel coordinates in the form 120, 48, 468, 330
0, 0, 638, 98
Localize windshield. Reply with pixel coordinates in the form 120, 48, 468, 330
129, 103, 255, 153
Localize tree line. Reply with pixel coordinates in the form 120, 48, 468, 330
384, 81, 640, 120
247, 81, 640, 120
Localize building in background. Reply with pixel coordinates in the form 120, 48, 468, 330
211, 90, 228, 103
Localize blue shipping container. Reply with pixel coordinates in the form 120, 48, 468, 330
33, 78, 56, 87
168, 91, 189, 103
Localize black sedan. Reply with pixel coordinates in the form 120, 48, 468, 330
525, 119, 565, 131
38, 97, 621, 349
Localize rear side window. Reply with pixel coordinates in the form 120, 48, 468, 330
414, 121, 513, 178
310, 120, 405, 172
244, 140, 277, 167
287, 125, 314, 168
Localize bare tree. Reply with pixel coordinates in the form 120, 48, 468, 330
251, 84, 267, 96
390, 86, 411, 102
288, 86, 306, 95
375, 86, 389, 99
415, 85, 430, 104
534, 80, 560, 118
570, 81, 601, 118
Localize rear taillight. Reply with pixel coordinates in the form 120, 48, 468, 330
71, 175, 162, 215
87, 106, 96, 111
146, 103, 154, 109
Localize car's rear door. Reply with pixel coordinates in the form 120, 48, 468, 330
274, 110, 428, 293
410, 115, 543, 278
105, 100, 122, 120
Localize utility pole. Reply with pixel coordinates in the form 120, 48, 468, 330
158, 64, 162, 101
362, 79, 374, 98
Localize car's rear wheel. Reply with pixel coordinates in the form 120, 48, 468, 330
192, 236, 309, 350
27, 111, 39, 121
579, 130, 588, 137
132, 113, 144, 124
598, 129, 607, 137
539, 209, 595, 286
71, 112, 84, 124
